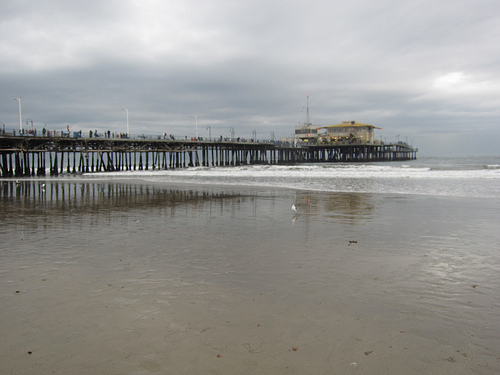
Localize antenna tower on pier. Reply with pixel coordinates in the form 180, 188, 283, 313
306, 93, 311, 125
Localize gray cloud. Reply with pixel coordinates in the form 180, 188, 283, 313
1, 0, 499, 154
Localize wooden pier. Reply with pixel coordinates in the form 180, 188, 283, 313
0, 135, 417, 177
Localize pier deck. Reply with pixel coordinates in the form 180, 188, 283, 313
0, 135, 417, 177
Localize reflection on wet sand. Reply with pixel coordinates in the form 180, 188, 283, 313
1, 180, 253, 226
2, 180, 378, 229
292, 190, 375, 224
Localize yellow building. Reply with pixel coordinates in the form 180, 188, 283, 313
322, 121, 382, 144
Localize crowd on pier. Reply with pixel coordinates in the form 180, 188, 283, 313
1, 127, 272, 144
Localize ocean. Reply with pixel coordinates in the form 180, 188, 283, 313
1, 154, 499, 374
64, 154, 500, 197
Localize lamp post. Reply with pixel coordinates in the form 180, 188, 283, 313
191, 115, 198, 139
206, 125, 211, 141
122, 109, 129, 137
14, 97, 22, 132
230, 127, 235, 141
252, 129, 257, 143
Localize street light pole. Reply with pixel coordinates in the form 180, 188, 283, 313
206, 126, 211, 141
122, 109, 129, 137
14, 97, 22, 132
192, 115, 198, 139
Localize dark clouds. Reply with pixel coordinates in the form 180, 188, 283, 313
1, 0, 499, 154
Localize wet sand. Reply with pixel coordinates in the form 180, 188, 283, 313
1, 181, 499, 374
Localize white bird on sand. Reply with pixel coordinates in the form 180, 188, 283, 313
291, 204, 298, 212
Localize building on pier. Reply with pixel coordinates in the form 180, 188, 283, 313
294, 124, 319, 143
321, 121, 382, 144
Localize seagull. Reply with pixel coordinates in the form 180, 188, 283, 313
291, 204, 298, 212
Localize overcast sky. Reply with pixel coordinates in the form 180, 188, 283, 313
1, 0, 499, 155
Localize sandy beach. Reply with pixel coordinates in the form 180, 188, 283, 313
1, 180, 499, 374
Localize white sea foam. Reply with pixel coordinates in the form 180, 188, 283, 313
90, 163, 498, 180
63, 156, 500, 198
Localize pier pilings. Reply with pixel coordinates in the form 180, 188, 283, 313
0, 136, 417, 177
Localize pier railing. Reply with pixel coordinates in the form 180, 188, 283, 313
0, 135, 417, 177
